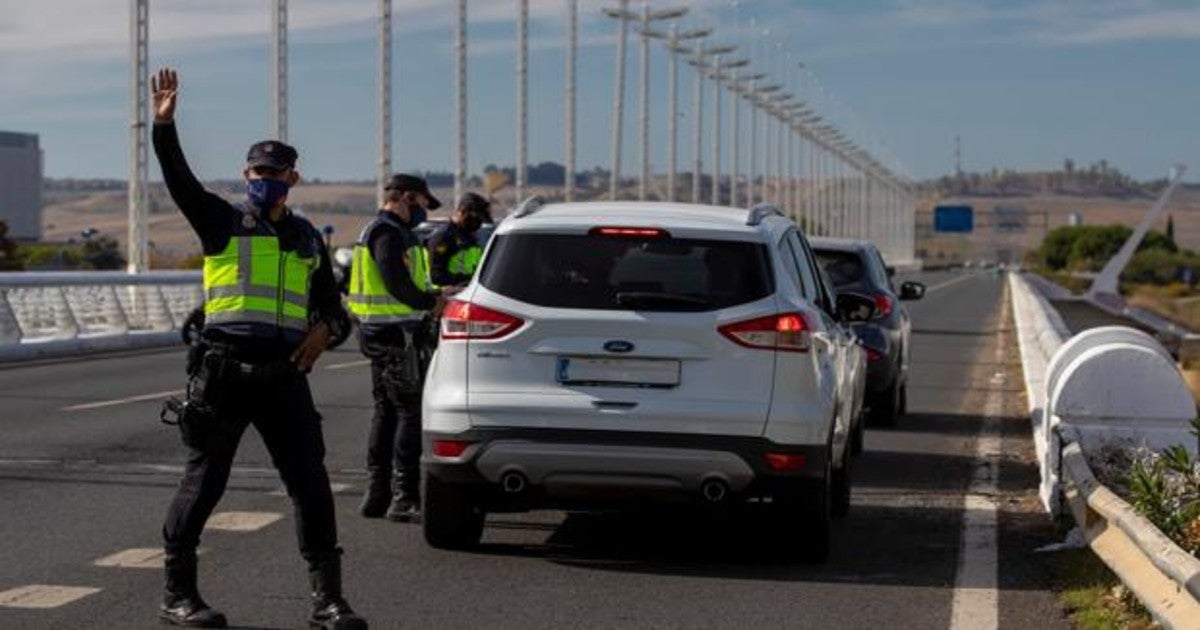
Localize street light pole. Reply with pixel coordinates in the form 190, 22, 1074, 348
565, 0, 577, 201
454, 0, 466, 204
648, 24, 707, 203
603, 1, 635, 200
516, 0, 528, 203
379, 0, 394, 208
271, 0, 288, 142
127, 0, 148, 273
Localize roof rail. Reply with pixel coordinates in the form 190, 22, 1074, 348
746, 203, 784, 226
511, 195, 547, 219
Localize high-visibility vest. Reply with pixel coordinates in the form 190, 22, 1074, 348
202, 210, 319, 334
447, 244, 483, 278
348, 215, 431, 324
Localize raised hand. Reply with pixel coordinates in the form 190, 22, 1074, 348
151, 68, 179, 123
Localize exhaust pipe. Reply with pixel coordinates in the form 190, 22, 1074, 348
500, 470, 528, 494
700, 477, 729, 504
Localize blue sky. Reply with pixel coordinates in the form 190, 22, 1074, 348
1, 0, 1198, 182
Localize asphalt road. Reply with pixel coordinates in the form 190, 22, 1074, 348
0, 270, 1069, 630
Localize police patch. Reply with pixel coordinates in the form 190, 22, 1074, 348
242, 213, 257, 229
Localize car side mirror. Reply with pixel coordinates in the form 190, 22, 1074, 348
835, 293, 877, 323
899, 281, 925, 301
886, 265, 896, 278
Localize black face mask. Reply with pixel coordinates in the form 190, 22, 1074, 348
461, 216, 483, 234
407, 203, 427, 228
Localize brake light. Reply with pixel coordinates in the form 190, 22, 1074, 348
431, 439, 471, 458
441, 301, 524, 340
872, 294, 893, 318
764, 452, 807, 471
589, 226, 671, 239
718, 312, 811, 353
865, 348, 884, 362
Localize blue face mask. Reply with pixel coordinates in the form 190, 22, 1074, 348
247, 178, 290, 212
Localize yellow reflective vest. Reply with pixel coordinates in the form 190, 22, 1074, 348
347, 215, 432, 325
202, 213, 319, 334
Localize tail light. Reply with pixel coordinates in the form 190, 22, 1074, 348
718, 312, 810, 353
431, 439, 471, 458
872, 294, 894, 318
865, 348, 884, 362
589, 226, 671, 239
764, 452, 807, 471
441, 301, 524, 340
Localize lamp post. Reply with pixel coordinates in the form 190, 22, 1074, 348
564, 0, 576, 201
629, 5, 689, 201
708, 55, 746, 205
729, 71, 764, 208
454, 0, 466, 204
602, 1, 637, 199
645, 24, 709, 202
516, 0, 528, 203
685, 43, 736, 203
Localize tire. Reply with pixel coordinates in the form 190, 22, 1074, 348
898, 383, 908, 416
771, 455, 831, 564
850, 416, 865, 457
422, 475, 485, 550
831, 448, 852, 519
869, 381, 900, 428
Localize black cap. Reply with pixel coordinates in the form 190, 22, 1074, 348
385, 173, 442, 210
246, 140, 298, 171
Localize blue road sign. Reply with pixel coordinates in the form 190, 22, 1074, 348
934, 205, 974, 233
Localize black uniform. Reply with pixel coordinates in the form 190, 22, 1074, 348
357, 213, 439, 520
426, 222, 481, 288
153, 121, 348, 576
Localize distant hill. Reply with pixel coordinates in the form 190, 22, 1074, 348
923, 159, 1177, 200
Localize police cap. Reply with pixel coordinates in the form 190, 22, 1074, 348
385, 173, 442, 210
246, 140, 298, 171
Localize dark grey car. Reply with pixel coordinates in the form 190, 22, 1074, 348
810, 238, 925, 426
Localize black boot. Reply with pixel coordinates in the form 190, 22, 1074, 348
159, 552, 227, 628
308, 552, 368, 630
385, 470, 420, 523
358, 468, 391, 518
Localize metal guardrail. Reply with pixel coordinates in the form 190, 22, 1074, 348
1010, 272, 1200, 628
0, 271, 202, 361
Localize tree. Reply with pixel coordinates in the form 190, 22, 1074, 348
1167, 214, 1176, 246
80, 236, 125, 270
0, 221, 21, 271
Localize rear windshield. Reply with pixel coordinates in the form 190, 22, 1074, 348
814, 250, 865, 288
479, 233, 773, 312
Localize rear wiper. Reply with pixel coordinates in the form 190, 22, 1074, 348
615, 292, 710, 308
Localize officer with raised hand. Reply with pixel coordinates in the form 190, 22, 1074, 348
350, 174, 450, 523
427, 192, 492, 288
150, 68, 366, 630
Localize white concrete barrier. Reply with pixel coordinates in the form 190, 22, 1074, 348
0, 271, 202, 361
1011, 272, 1200, 627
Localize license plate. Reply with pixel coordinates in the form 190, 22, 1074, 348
556, 357, 680, 387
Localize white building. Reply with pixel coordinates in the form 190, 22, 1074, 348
0, 131, 43, 241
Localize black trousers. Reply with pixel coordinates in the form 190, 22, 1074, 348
362, 333, 423, 481
162, 368, 337, 560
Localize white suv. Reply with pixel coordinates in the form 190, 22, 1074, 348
422, 200, 868, 561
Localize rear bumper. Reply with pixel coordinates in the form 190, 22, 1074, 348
423, 427, 827, 511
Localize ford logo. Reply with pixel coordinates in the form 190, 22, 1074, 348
603, 340, 635, 353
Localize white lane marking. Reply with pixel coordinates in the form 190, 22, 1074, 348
269, 482, 351, 497
61, 389, 184, 412
93, 548, 165, 569
925, 272, 983, 294
325, 359, 370, 371
948, 287, 1006, 630
204, 511, 283, 532
0, 585, 102, 609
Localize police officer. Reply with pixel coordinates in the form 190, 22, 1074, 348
150, 69, 366, 630
427, 192, 491, 287
350, 174, 451, 523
